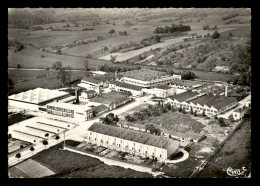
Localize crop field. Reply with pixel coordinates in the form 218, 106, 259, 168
8, 46, 109, 69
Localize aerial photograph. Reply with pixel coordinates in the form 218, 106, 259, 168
8, 8, 251, 178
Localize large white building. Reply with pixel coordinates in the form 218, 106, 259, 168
85, 123, 180, 161
119, 69, 181, 89
108, 80, 144, 97
46, 102, 93, 122
8, 88, 71, 111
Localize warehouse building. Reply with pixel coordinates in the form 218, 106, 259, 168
46, 102, 93, 122
170, 79, 203, 90
85, 123, 180, 161
168, 91, 237, 116
8, 88, 71, 111
108, 80, 144, 97
119, 69, 181, 89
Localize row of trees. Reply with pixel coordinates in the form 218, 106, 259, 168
181, 71, 196, 80
99, 113, 119, 126
154, 24, 191, 34
8, 40, 24, 52
202, 25, 218, 30
99, 64, 141, 73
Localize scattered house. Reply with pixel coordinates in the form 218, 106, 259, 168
232, 107, 245, 121
85, 123, 180, 161
78, 77, 103, 89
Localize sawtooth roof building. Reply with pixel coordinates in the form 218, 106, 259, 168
8, 88, 70, 111
85, 123, 180, 161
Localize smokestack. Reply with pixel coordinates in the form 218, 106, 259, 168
115, 71, 118, 79
75, 88, 79, 103
225, 86, 228, 97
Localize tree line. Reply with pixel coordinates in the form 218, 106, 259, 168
153, 24, 191, 34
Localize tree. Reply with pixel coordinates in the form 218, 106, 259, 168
45, 133, 49, 138
190, 107, 194, 114
229, 32, 233, 37
108, 29, 115, 34
178, 107, 182, 112
8, 133, 12, 139
84, 60, 89, 71
57, 66, 72, 87
218, 117, 226, 127
8, 78, 14, 95
194, 111, 197, 117
55, 135, 60, 144
42, 140, 48, 148
211, 31, 220, 39
110, 55, 117, 63
17, 64, 21, 69
228, 114, 235, 122
57, 50, 61, 55
154, 35, 161, 43
20, 145, 24, 149
202, 110, 206, 117
15, 153, 21, 161
30, 146, 35, 154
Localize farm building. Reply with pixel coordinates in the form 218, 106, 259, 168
8, 88, 71, 111
108, 80, 144, 97
46, 102, 93, 122
85, 123, 180, 161
119, 69, 181, 88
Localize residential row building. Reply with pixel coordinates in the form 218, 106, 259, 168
167, 91, 237, 117
46, 102, 93, 122
85, 123, 180, 161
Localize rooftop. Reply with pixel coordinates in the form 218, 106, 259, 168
8, 88, 70, 105
117, 120, 146, 129
109, 80, 143, 91
168, 91, 200, 102
170, 79, 201, 87
88, 123, 179, 150
154, 84, 172, 90
81, 76, 102, 85
120, 69, 169, 81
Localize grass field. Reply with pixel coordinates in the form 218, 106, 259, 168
198, 118, 251, 178
8, 69, 87, 94
30, 140, 152, 178
90, 91, 130, 105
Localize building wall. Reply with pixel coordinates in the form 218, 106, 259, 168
85, 130, 169, 161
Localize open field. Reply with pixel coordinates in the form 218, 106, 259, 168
198, 118, 251, 178
8, 46, 108, 69
11, 159, 55, 178
90, 91, 130, 105
8, 69, 87, 94
28, 140, 152, 178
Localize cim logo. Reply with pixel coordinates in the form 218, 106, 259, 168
226, 167, 248, 177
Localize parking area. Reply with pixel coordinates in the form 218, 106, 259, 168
75, 142, 163, 168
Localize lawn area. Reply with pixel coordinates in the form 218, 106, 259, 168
197, 118, 251, 178
142, 111, 205, 133
30, 140, 152, 178
8, 113, 34, 126
90, 91, 130, 105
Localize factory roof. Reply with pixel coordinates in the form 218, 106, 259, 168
109, 80, 143, 91
168, 91, 199, 102
47, 102, 92, 111
88, 123, 179, 151
8, 88, 70, 105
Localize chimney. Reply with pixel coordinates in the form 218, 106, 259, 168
225, 86, 228, 97
115, 71, 118, 79
75, 88, 79, 103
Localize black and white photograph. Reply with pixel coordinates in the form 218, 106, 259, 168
7, 8, 252, 178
